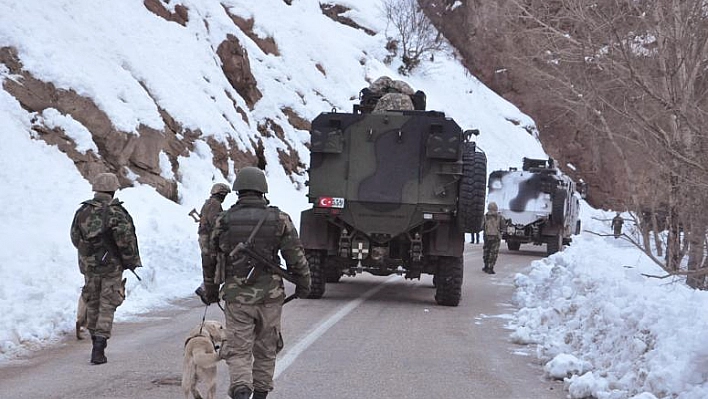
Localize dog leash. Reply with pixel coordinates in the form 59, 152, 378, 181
198, 304, 208, 335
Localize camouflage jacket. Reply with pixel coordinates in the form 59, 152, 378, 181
198, 196, 224, 255
70, 192, 142, 275
211, 195, 310, 305
198, 196, 224, 236
483, 212, 504, 237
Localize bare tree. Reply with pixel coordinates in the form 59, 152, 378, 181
501, 0, 708, 286
382, 0, 446, 74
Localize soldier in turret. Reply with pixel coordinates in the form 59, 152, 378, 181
206, 167, 311, 399
70, 172, 142, 365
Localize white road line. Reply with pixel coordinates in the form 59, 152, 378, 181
274, 275, 398, 379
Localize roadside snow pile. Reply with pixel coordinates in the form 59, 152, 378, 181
510, 207, 708, 399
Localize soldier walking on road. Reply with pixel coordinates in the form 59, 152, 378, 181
206, 167, 311, 399
482, 202, 504, 274
70, 172, 142, 365
612, 213, 624, 239
194, 183, 231, 304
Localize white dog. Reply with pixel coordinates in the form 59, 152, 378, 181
182, 320, 225, 399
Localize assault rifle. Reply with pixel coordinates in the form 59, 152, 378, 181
228, 242, 299, 303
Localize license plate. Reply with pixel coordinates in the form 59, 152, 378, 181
318, 197, 345, 208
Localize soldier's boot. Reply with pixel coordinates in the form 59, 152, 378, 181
487, 266, 496, 274
228, 385, 252, 399
252, 391, 268, 399
482, 263, 489, 273
90, 335, 108, 365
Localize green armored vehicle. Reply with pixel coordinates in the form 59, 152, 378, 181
299, 81, 487, 306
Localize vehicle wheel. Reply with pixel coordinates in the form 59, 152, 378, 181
546, 233, 563, 256
458, 144, 487, 233
551, 189, 567, 226
434, 256, 463, 306
506, 241, 521, 251
305, 249, 326, 299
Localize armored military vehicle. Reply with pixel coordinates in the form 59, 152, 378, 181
487, 157, 581, 256
299, 89, 487, 306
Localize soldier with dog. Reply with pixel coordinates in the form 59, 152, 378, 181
203, 166, 311, 399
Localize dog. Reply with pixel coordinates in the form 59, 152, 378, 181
182, 320, 225, 399
76, 294, 88, 340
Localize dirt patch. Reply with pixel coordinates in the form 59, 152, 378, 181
143, 0, 188, 26
223, 7, 280, 56
320, 3, 376, 36
217, 34, 263, 110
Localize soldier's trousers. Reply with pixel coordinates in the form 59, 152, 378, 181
482, 235, 501, 269
199, 234, 217, 282
81, 271, 125, 338
222, 301, 283, 393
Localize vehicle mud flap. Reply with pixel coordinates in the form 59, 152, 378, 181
506, 241, 521, 251
427, 222, 465, 257
300, 209, 330, 250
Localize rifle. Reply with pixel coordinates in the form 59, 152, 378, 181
228, 242, 300, 304
188, 208, 201, 223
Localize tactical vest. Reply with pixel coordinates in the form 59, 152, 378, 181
219, 205, 280, 279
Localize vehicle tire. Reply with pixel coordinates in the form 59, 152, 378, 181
506, 241, 521, 251
458, 144, 487, 233
551, 189, 567, 226
434, 256, 463, 306
546, 233, 563, 256
305, 250, 326, 299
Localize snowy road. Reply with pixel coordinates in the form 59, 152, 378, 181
0, 244, 567, 399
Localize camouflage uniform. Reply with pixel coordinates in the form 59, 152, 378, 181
482, 203, 504, 274
199, 195, 226, 281
611, 213, 623, 239
70, 174, 141, 364
369, 76, 415, 113
373, 93, 414, 113
212, 192, 310, 397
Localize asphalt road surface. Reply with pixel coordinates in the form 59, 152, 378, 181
0, 243, 567, 399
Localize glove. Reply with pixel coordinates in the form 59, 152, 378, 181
195, 283, 220, 305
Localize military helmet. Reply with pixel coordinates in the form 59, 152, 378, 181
488, 202, 498, 212
210, 183, 231, 195
233, 167, 268, 193
92, 172, 120, 192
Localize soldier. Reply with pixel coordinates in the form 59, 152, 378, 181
206, 166, 311, 399
370, 76, 415, 113
194, 183, 231, 304
482, 202, 504, 274
70, 172, 142, 364
612, 212, 624, 239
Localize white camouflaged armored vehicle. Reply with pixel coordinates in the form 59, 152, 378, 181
487, 157, 581, 256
